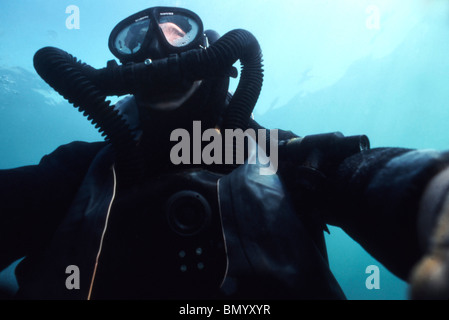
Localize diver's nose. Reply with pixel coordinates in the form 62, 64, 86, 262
144, 35, 166, 61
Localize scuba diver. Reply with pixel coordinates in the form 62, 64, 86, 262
0, 6, 448, 300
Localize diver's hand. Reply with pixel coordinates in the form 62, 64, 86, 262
409, 166, 449, 300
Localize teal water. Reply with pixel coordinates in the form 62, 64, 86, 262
1, 0, 449, 300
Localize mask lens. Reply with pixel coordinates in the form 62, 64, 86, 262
114, 18, 150, 55
158, 14, 200, 48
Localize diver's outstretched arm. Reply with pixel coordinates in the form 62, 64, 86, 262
324, 147, 449, 299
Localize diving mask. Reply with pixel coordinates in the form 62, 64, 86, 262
109, 6, 207, 63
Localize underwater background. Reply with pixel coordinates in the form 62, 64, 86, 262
1, 0, 449, 300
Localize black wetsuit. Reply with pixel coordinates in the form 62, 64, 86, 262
0, 137, 448, 299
